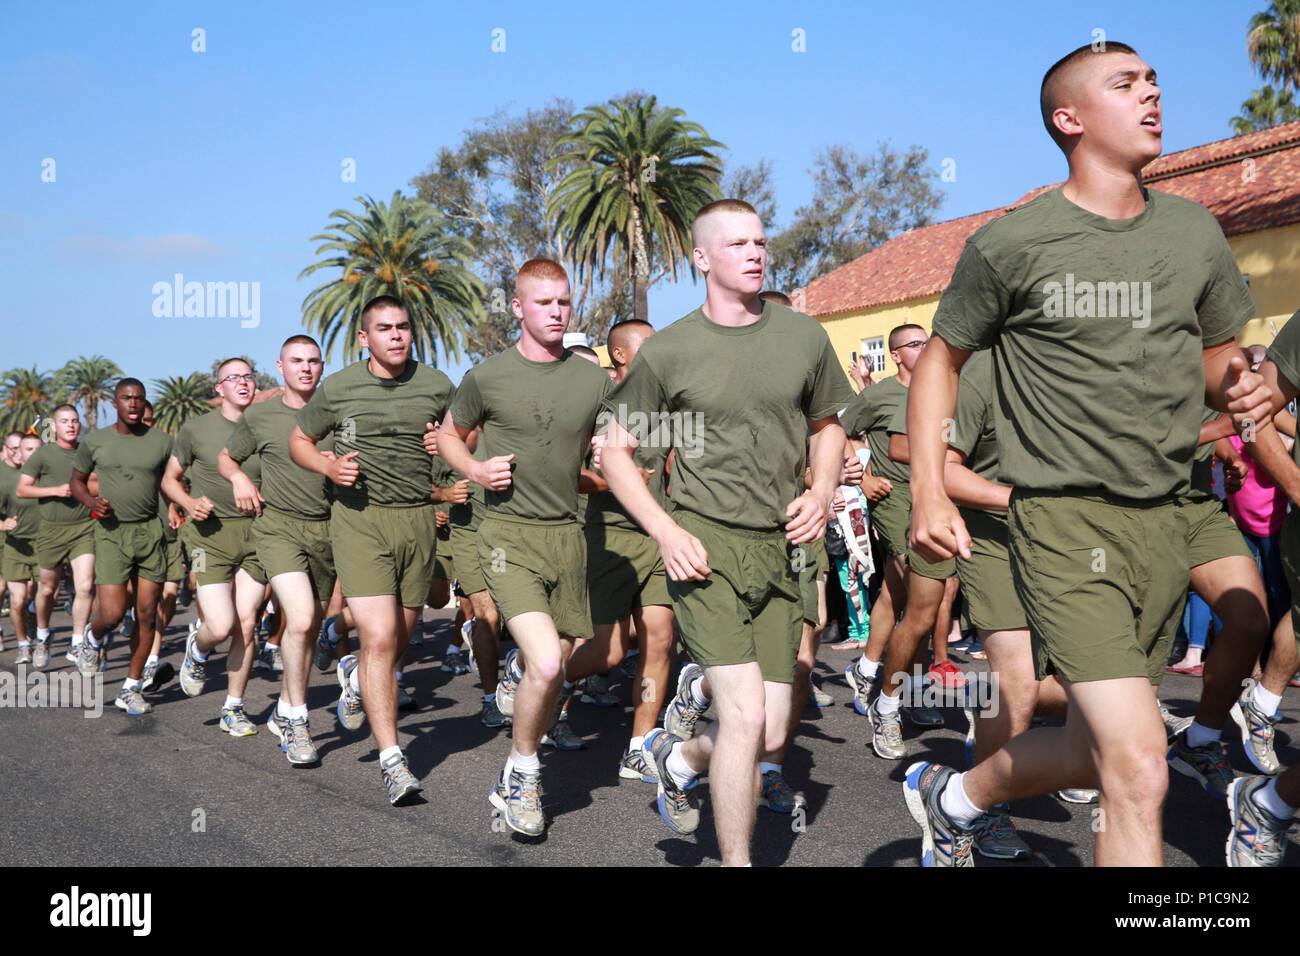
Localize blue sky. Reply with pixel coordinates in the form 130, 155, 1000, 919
0, 0, 1268, 412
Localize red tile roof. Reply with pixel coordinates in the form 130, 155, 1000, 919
798, 121, 1300, 317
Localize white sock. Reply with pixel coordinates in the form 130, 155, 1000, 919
1253, 778, 1298, 820
628, 735, 644, 753
759, 761, 781, 775
87, 631, 102, 649
446, 645, 461, 656
856, 654, 881, 677
514, 751, 541, 775
223, 695, 242, 710
938, 771, 985, 827
510, 656, 524, 681
277, 698, 293, 719
1186, 720, 1220, 749
70, 632, 84, 648
146, 654, 159, 667
378, 745, 402, 764
36, 627, 50, 642
1254, 682, 1283, 715
18, 640, 30, 649
349, 666, 361, 695
123, 678, 141, 691
688, 675, 710, 706
665, 741, 699, 788
484, 693, 495, 703
191, 642, 208, 661
289, 704, 308, 721
877, 689, 902, 715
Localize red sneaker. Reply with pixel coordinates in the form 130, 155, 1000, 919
927, 659, 968, 688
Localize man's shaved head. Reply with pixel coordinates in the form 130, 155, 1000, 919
608, 320, 653, 357
1040, 41, 1140, 148
758, 290, 792, 307
691, 198, 759, 250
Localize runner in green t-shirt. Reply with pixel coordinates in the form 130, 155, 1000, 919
600, 201, 855, 866
439, 258, 612, 837
0, 431, 23, 649
0, 433, 42, 662
291, 295, 456, 806
217, 335, 332, 766
70, 378, 175, 716
903, 42, 1273, 867
164, 358, 267, 738
16, 405, 94, 668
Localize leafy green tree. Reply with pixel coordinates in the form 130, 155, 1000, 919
0, 367, 54, 437
1248, 0, 1300, 92
150, 373, 212, 434
1231, 85, 1300, 133
300, 191, 485, 365
55, 355, 122, 430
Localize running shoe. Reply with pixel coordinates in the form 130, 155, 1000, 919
460, 619, 478, 678
496, 648, 521, 718
1056, 789, 1099, 804
1230, 680, 1281, 775
219, 704, 258, 736
1168, 728, 1235, 800
664, 662, 709, 739
114, 687, 153, 715
618, 746, 658, 783
313, 617, 338, 672
643, 728, 700, 834
32, 640, 49, 669
489, 766, 545, 836
396, 684, 417, 710
440, 647, 471, 675
1226, 775, 1293, 867
142, 661, 175, 693
381, 752, 423, 806
14, 643, 32, 665
972, 805, 1031, 860
409, 626, 424, 647
904, 704, 945, 728
76, 639, 100, 678
844, 659, 877, 715
868, 698, 906, 760
140, 659, 157, 691
179, 631, 207, 697
809, 675, 834, 708
256, 642, 284, 673
65, 642, 80, 664
579, 672, 619, 706
335, 655, 366, 731
267, 712, 319, 766
542, 715, 586, 751
1159, 700, 1193, 742
118, 609, 137, 639
903, 761, 975, 867
759, 770, 807, 813
480, 696, 510, 728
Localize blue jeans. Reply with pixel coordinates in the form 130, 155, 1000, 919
1178, 591, 1219, 651
1241, 530, 1290, 629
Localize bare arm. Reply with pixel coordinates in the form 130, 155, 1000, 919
289, 425, 360, 487
907, 334, 973, 560
70, 468, 107, 515
162, 455, 215, 522
436, 412, 513, 490
16, 473, 69, 500
943, 448, 1011, 512
889, 432, 909, 465
217, 448, 264, 516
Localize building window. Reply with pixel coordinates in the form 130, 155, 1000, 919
862, 336, 886, 373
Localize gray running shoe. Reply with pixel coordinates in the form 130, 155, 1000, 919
32, 641, 49, 669
759, 769, 807, 813
118, 610, 137, 639
480, 696, 510, 728
542, 716, 586, 751
140, 659, 157, 691
179, 632, 207, 698
972, 805, 1031, 860
77, 640, 100, 679
489, 767, 545, 836
904, 704, 944, 728
142, 661, 175, 693
114, 687, 153, 715
845, 660, 876, 715
313, 617, 338, 672
335, 655, 366, 731
381, 752, 424, 806
1056, 788, 1099, 804
580, 672, 619, 706
256, 642, 284, 673
65, 643, 80, 664
268, 712, 320, 766
1230, 680, 1281, 775
496, 648, 521, 717
1169, 728, 1235, 800
618, 745, 659, 782
461, 620, 478, 678
1227, 775, 1294, 867
809, 676, 834, 708
409, 627, 424, 647
903, 761, 975, 867
14, 643, 32, 665
441, 648, 471, 675
868, 698, 906, 760
664, 663, 709, 740
643, 728, 700, 834
219, 704, 258, 736
1159, 700, 1193, 742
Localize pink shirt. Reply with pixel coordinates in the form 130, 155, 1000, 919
1228, 435, 1289, 536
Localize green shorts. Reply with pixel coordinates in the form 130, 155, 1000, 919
448, 521, 486, 596
798, 537, 828, 625
94, 517, 167, 586
165, 536, 184, 582
2, 536, 38, 582
669, 509, 802, 683
252, 506, 336, 602
432, 521, 454, 582
478, 514, 591, 639
585, 522, 671, 626
331, 501, 436, 607
36, 518, 95, 570
908, 537, 957, 581
1183, 495, 1251, 567
182, 515, 266, 586
957, 508, 1025, 631
870, 488, 910, 559
1008, 491, 1188, 686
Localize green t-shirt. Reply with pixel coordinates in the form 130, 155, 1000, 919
584, 427, 670, 530
931, 187, 1254, 499
72, 425, 174, 524
1265, 308, 1300, 472
0, 461, 40, 541
451, 347, 612, 522
606, 301, 855, 531
21, 443, 92, 522
841, 377, 909, 485
173, 410, 263, 520
297, 360, 456, 507
228, 397, 332, 519
947, 349, 1000, 484
1186, 407, 1221, 500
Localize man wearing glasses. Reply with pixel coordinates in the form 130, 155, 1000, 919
164, 358, 266, 736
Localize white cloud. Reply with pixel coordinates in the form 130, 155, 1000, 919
54, 232, 239, 264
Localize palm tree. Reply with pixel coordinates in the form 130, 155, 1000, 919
56, 355, 122, 431
549, 95, 724, 323
300, 191, 486, 365
0, 367, 54, 436
1232, 85, 1300, 133
150, 373, 212, 434
1248, 0, 1300, 92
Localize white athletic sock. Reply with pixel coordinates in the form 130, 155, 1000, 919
327, 620, 344, 643
938, 771, 985, 827
688, 675, 710, 706
665, 741, 699, 788
514, 751, 540, 775
628, 735, 644, 753
509, 656, 524, 681
1253, 682, 1283, 716
483, 693, 495, 703
277, 698, 293, 719
877, 689, 902, 715
36, 627, 50, 642
123, 678, 141, 691
223, 695, 242, 710
191, 641, 208, 661
856, 654, 881, 677
17, 640, 30, 649
349, 666, 361, 695
1253, 778, 1298, 820
289, 704, 308, 721
1186, 720, 1220, 749
146, 654, 159, 667
378, 745, 402, 764
445, 645, 461, 656
70, 632, 84, 648
87, 631, 102, 649
759, 761, 781, 775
